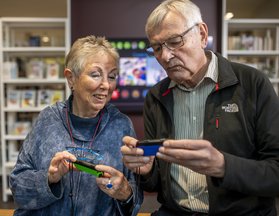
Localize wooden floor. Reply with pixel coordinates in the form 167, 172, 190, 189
0, 209, 14, 216
0, 209, 151, 216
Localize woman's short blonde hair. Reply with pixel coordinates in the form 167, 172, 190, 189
65, 35, 119, 77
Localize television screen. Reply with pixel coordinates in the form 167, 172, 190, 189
109, 38, 167, 113
119, 57, 147, 86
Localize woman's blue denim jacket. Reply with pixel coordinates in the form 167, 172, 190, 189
10, 98, 143, 216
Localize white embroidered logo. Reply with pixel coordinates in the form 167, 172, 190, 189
222, 103, 239, 113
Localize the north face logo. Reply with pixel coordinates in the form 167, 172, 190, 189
221, 103, 239, 112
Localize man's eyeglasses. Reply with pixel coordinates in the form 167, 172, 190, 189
146, 23, 199, 56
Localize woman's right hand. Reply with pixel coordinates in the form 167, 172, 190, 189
121, 136, 154, 176
48, 151, 76, 184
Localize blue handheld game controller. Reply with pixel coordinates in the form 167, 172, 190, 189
136, 139, 165, 156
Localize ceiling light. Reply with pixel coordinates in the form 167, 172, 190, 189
224, 12, 234, 20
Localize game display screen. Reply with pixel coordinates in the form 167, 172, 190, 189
110, 38, 167, 113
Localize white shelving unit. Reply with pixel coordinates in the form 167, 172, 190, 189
222, 19, 279, 95
0, 17, 70, 202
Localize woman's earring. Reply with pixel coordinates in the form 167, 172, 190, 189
70, 86, 74, 94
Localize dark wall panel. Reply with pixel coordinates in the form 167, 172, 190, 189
71, 0, 222, 52
71, 0, 161, 40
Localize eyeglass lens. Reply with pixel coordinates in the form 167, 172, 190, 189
146, 23, 198, 56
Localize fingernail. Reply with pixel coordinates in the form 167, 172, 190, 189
143, 157, 150, 162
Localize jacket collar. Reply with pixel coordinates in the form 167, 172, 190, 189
148, 52, 239, 113
215, 52, 239, 90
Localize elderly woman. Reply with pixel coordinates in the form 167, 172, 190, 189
10, 35, 143, 216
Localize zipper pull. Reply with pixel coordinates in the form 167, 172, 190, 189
215, 116, 219, 129
215, 83, 219, 91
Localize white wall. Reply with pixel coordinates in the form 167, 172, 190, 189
0, 0, 67, 17
226, 0, 279, 18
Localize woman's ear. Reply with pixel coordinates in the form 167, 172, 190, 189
64, 68, 75, 90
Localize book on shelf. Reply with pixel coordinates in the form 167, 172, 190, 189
37, 89, 51, 108
263, 29, 273, 51
8, 123, 30, 162
21, 90, 36, 108
6, 89, 21, 108
45, 59, 60, 79
50, 90, 64, 105
10, 121, 31, 136
26, 59, 44, 79
8, 142, 20, 162
228, 29, 274, 51
3, 61, 18, 80
37, 89, 65, 107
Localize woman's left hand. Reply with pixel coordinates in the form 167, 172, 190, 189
95, 165, 132, 201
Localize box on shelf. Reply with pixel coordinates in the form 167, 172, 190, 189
37, 89, 51, 108
45, 59, 60, 79
50, 90, 64, 104
8, 142, 20, 162
37, 89, 65, 107
28, 36, 41, 47
6, 89, 21, 108
10, 121, 31, 136
3, 61, 18, 79
21, 90, 36, 108
26, 59, 44, 79
228, 28, 274, 51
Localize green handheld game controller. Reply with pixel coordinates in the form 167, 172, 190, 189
73, 160, 103, 177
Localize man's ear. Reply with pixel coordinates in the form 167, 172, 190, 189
64, 68, 74, 88
199, 22, 208, 49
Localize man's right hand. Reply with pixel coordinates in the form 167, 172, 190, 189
121, 136, 154, 176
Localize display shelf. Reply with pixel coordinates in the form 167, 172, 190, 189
3, 47, 66, 52
222, 19, 279, 95
3, 107, 45, 112
4, 189, 12, 196
271, 78, 279, 83
3, 78, 66, 84
4, 161, 16, 168
227, 50, 279, 56
4, 135, 25, 141
0, 17, 70, 202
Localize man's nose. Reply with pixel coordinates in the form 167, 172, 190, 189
160, 44, 174, 62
